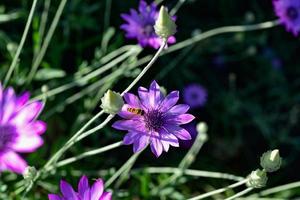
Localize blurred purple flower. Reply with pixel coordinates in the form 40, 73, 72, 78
112, 81, 195, 157
0, 83, 46, 174
183, 84, 207, 109
120, 0, 176, 49
273, 0, 300, 36
180, 123, 198, 149
48, 176, 112, 200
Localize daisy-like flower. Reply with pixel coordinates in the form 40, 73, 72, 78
183, 84, 207, 109
48, 176, 112, 200
112, 81, 195, 157
180, 123, 197, 149
120, 0, 176, 49
273, 0, 300, 36
0, 84, 46, 174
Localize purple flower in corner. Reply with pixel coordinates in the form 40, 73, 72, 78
183, 84, 207, 109
120, 0, 176, 49
112, 81, 195, 157
273, 0, 300, 36
0, 83, 46, 174
48, 176, 112, 200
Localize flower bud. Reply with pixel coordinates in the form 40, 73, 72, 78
154, 6, 177, 39
23, 166, 37, 180
101, 90, 124, 114
246, 169, 268, 188
196, 122, 208, 142
260, 149, 282, 173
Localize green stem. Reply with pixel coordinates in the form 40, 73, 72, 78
26, 0, 68, 85
0, 12, 21, 23
170, 0, 187, 16
3, 0, 38, 87
259, 181, 300, 197
225, 188, 253, 200
134, 167, 244, 182
187, 179, 248, 200
45, 141, 123, 171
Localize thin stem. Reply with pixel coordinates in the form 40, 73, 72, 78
170, 0, 187, 16
187, 179, 248, 200
105, 151, 142, 188
0, 12, 21, 23
3, 0, 38, 87
259, 181, 300, 196
45, 141, 123, 171
225, 188, 253, 200
26, 0, 68, 84
103, 0, 112, 32
134, 20, 280, 68
134, 167, 244, 182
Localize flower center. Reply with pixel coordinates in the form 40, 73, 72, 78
287, 6, 298, 20
0, 125, 17, 153
144, 110, 165, 131
143, 25, 154, 36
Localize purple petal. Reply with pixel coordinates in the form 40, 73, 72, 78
118, 104, 143, 119
167, 114, 195, 125
15, 92, 30, 111
123, 132, 140, 145
0, 151, 27, 174
100, 192, 112, 200
165, 125, 192, 140
112, 119, 143, 131
150, 132, 163, 157
160, 91, 179, 112
90, 179, 104, 200
149, 81, 163, 108
168, 104, 190, 115
60, 180, 77, 199
1, 87, 16, 123
48, 194, 62, 200
133, 135, 149, 152
78, 175, 89, 198
160, 129, 179, 147
11, 101, 43, 126
12, 134, 43, 153
21, 121, 47, 135
123, 93, 141, 107
138, 86, 150, 109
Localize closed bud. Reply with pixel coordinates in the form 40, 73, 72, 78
23, 166, 37, 181
101, 90, 124, 114
246, 169, 268, 188
154, 6, 177, 39
196, 122, 208, 142
260, 149, 282, 172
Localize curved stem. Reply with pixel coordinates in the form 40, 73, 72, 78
187, 179, 248, 200
225, 188, 253, 200
259, 181, 300, 197
3, 0, 38, 87
45, 141, 123, 171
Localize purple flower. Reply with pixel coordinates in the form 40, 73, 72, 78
0, 83, 46, 174
48, 176, 112, 200
112, 81, 195, 157
120, 0, 176, 49
183, 84, 207, 109
273, 0, 300, 36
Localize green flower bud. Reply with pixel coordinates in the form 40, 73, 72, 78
246, 169, 268, 188
101, 90, 124, 114
23, 166, 37, 180
154, 6, 177, 39
260, 149, 282, 173
196, 122, 208, 142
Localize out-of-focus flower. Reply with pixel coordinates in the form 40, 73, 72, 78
112, 81, 195, 157
48, 175, 112, 200
183, 84, 207, 109
273, 0, 300, 36
120, 0, 176, 49
0, 84, 46, 174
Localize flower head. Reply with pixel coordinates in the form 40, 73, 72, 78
48, 176, 112, 200
0, 84, 46, 174
183, 84, 207, 109
120, 0, 176, 49
112, 81, 195, 157
260, 149, 282, 173
273, 0, 300, 36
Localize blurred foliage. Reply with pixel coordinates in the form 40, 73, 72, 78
0, 0, 300, 199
